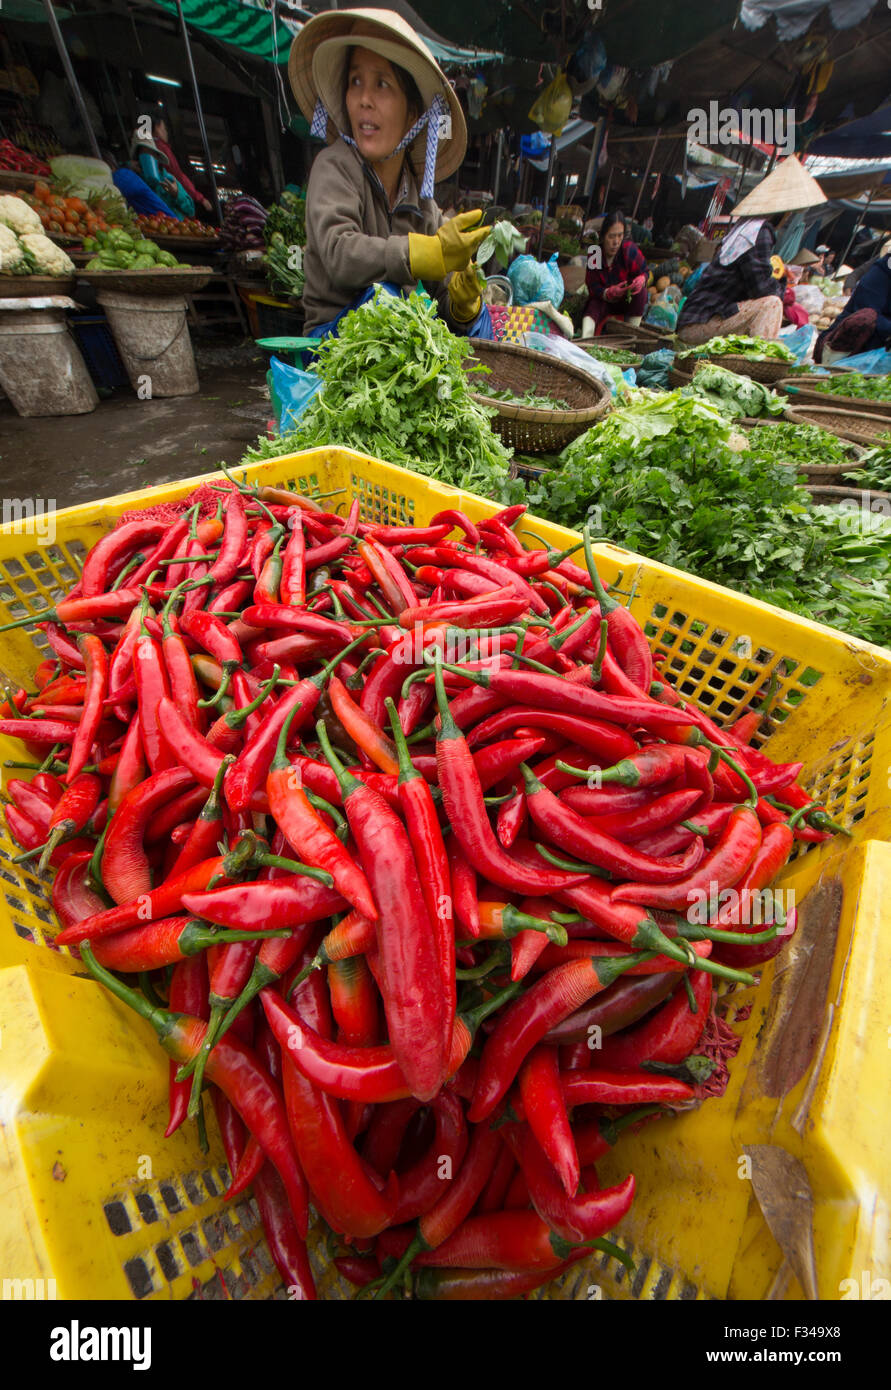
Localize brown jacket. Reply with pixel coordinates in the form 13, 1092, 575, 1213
303, 139, 461, 331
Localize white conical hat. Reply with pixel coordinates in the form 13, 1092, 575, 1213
288, 8, 466, 184
732, 158, 827, 217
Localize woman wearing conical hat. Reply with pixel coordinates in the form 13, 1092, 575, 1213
289, 8, 491, 340
677, 157, 826, 347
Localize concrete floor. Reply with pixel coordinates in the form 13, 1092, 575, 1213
0, 340, 273, 513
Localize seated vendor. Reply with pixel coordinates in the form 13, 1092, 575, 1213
581, 211, 648, 337
289, 8, 491, 340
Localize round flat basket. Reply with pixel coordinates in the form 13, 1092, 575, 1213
467, 339, 611, 453
603, 318, 648, 339
704, 353, 791, 383
776, 376, 891, 420
0, 274, 75, 297
782, 404, 891, 447
805, 483, 891, 506
0, 169, 47, 191
79, 267, 213, 296
668, 362, 694, 388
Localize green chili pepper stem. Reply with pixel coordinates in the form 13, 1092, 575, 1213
306, 790, 348, 841
510, 650, 562, 676
80, 942, 175, 1040
677, 919, 780, 945
384, 697, 420, 785
680, 820, 710, 836
589, 617, 609, 684
500, 904, 568, 945
39, 742, 64, 774
254, 854, 334, 886
534, 842, 611, 878
582, 523, 617, 614
631, 918, 756, 985
222, 664, 280, 730
708, 744, 759, 809
787, 801, 818, 829
454, 945, 509, 980
111, 552, 145, 591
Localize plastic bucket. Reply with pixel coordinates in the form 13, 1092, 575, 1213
97, 290, 199, 397
0, 308, 98, 417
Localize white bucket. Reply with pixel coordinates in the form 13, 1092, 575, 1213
97, 291, 199, 398
0, 309, 98, 417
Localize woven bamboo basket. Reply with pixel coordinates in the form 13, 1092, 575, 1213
782, 404, 891, 447
0, 274, 75, 297
703, 353, 792, 383
79, 267, 213, 296
776, 377, 891, 420
668, 362, 694, 388
467, 339, 610, 453
805, 483, 891, 505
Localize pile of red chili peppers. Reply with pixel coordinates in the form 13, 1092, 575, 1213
0, 476, 843, 1301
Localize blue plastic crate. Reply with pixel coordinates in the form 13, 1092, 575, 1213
68, 315, 130, 391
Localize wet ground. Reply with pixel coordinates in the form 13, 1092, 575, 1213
0, 339, 273, 513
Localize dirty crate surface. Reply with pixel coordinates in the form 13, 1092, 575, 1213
0, 445, 889, 1302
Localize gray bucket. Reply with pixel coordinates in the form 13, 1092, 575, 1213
97, 290, 199, 398
0, 308, 98, 417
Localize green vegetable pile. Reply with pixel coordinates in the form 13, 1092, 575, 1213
83, 228, 179, 271
262, 191, 307, 296
474, 383, 569, 411
804, 372, 891, 403
684, 362, 785, 418
743, 421, 859, 470
525, 390, 891, 647
582, 345, 640, 366
843, 433, 891, 491
676, 334, 798, 363
245, 289, 521, 499
263, 190, 306, 249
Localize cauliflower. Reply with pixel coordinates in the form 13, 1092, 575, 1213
0, 194, 42, 236
19, 233, 75, 275
0, 222, 25, 273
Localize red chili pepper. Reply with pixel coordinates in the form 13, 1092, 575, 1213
51, 850, 105, 931
315, 719, 446, 1101
81, 944, 309, 1237
161, 609, 204, 733
611, 805, 762, 910
469, 950, 648, 1123
410, 1209, 592, 1272
582, 535, 652, 691
207, 490, 248, 588
592, 968, 712, 1068
96, 766, 195, 906
542, 969, 681, 1044
80, 521, 167, 597
265, 706, 377, 919
520, 762, 705, 884
518, 1045, 579, 1196
224, 635, 365, 814
390, 1091, 468, 1226
386, 697, 455, 1057
184, 872, 345, 930
0, 717, 80, 744
432, 661, 587, 899
166, 954, 209, 1136
358, 537, 418, 614
328, 675, 399, 774
503, 1122, 636, 1244
279, 511, 306, 607
168, 759, 229, 878
275, 970, 395, 1239
39, 772, 101, 872
134, 617, 175, 774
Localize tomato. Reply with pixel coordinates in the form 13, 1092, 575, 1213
34, 181, 51, 202
65, 197, 88, 215
48, 220, 63, 233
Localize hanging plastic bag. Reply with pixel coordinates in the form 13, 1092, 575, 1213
777, 323, 816, 363
269, 355, 324, 435
508, 253, 564, 308
528, 73, 572, 135
644, 295, 678, 330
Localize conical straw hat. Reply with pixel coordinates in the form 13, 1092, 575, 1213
288, 8, 466, 182
732, 157, 827, 217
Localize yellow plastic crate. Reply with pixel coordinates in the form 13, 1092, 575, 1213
1, 445, 889, 1302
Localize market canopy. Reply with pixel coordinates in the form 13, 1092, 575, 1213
150, 0, 502, 67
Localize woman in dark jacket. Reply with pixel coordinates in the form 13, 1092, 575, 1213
816, 248, 891, 364
581, 212, 648, 336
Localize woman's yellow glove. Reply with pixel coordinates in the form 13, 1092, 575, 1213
448, 264, 482, 323
408, 210, 489, 280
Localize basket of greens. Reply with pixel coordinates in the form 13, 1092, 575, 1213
678, 334, 798, 382
465, 339, 611, 453
777, 371, 891, 420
